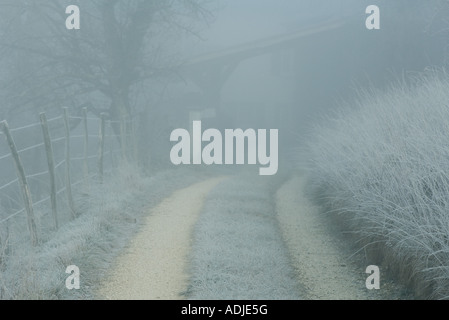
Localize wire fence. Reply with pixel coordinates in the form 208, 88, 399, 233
0, 107, 136, 246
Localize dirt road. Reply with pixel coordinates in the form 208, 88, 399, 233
276, 175, 409, 299
276, 176, 374, 299
96, 174, 407, 300
96, 177, 226, 300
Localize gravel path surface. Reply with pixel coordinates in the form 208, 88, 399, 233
96, 177, 226, 300
276, 175, 408, 299
96, 173, 409, 300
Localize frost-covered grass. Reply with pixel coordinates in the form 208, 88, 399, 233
0, 164, 210, 299
186, 172, 302, 300
305, 70, 449, 299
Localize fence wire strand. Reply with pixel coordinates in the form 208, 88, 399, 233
0, 178, 18, 191
0, 208, 25, 224
0, 153, 11, 161
17, 142, 45, 154
26, 170, 49, 179
51, 137, 66, 143
10, 122, 41, 133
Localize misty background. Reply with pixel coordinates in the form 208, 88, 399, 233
0, 0, 446, 170
1, 0, 449, 300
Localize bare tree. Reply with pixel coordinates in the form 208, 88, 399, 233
0, 0, 213, 160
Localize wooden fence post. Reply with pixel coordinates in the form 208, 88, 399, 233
98, 113, 106, 183
82, 107, 89, 184
40, 113, 58, 229
0, 120, 38, 246
130, 117, 138, 163
63, 107, 76, 218
108, 121, 115, 168
120, 114, 128, 162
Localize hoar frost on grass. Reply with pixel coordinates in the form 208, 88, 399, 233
186, 173, 302, 300
305, 69, 449, 299
0, 164, 211, 300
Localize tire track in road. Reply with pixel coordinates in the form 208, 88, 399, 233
276, 175, 406, 299
96, 176, 227, 300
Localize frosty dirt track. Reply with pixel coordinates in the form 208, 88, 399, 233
276, 176, 374, 299
96, 174, 406, 300
97, 177, 226, 299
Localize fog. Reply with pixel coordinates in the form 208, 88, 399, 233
0, 1, 445, 171
168, 0, 446, 165
1, 0, 449, 300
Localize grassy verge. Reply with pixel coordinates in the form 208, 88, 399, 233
0, 164, 210, 299
305, 70, 449, 299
